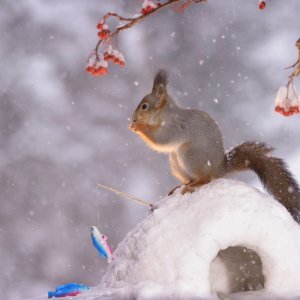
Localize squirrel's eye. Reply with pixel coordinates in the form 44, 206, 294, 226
141, 103, 149, 111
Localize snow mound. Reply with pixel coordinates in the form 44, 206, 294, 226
88, 179, 300, 299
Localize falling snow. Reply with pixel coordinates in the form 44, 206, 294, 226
2, 1, 300, 300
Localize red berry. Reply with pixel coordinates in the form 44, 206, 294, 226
274, 106, 281, 112
93, 67, 108, 76
104, 52, 110, 60
259, 1, 266, 10
141, 5, 154, 15
147, 6, 153, 13
100, 67, 108, 75
104, 52, 115, 62
97, 23, 103, 30
93, 69, 101, 76
98, 30, 110, 40
86, 66, 94, 73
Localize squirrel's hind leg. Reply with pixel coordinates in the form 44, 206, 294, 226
181, 175, 211, 194
168, 182, 192, 196
168, 185, 182, 196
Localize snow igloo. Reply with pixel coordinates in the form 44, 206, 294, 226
92, 179, 300, 299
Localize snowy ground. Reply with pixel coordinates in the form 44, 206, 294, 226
46, 179, 300, 300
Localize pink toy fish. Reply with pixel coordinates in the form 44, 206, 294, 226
91, 226, 114, 263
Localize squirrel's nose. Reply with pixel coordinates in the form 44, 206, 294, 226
129, 119, 137, 131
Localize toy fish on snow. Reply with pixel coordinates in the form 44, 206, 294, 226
91, 225, 114, 263
48, 283, 91, 298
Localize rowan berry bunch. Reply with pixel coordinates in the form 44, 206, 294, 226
275, 39, 300, 117
275, 86, 300, 117
86, 17, 126, 76
86, 0, 206, 77
86, 54, 108, 76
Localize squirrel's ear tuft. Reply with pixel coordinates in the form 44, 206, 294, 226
153, 69, 168, 88
152, 69, 168, 107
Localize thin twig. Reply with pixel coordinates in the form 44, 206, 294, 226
284, 60, 299, 70
94, 0, 206, 53
285, 38, 300, 98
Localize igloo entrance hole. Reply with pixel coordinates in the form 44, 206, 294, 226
210, 246, 264, 296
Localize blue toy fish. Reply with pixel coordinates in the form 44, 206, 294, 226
91, 226, 114, 263
48, 283, 91, 298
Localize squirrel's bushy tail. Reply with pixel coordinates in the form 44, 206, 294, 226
225, 141, 300, 223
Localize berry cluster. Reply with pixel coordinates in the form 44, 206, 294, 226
275, 86, 300, 117
86, 55, 109, 76
104, 46, 125, 66
97, 22, 110, 40
86, 16, 126, 77
141, 0, 159, 15
275, 105, 299, 116
86, 46, 126, 77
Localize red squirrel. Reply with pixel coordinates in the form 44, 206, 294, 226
129, 70, 300, 223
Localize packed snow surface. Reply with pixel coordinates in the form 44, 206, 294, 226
77, 179, 300, 299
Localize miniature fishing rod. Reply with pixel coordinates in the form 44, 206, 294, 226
96, 183, 154, 210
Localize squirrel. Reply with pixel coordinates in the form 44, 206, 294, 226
129, 69, 300, 223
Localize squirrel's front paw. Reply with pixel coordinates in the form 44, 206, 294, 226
181, 185, 196, 194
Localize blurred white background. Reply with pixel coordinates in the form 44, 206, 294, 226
1, 1, 300, 299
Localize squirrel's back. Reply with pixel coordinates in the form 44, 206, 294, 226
177, 108, 226, 177
182, 109, 224, 149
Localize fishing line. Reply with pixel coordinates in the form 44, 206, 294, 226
97, 197, 101, 228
